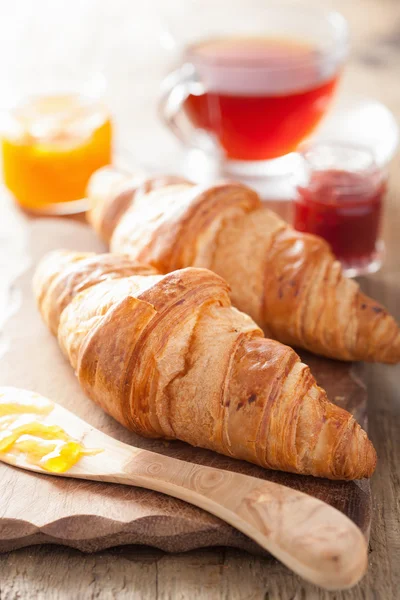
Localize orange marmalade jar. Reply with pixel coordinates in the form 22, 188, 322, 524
1, 93, 112, 214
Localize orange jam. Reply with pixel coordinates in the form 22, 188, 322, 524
0, 389, 101, 473
1, 94, 112, 212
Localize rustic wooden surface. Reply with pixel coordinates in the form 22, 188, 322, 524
0, 0, 399, 598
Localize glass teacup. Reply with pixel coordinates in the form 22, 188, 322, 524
159, 0, 349, 179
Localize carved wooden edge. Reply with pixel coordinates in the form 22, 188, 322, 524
0, 472, 372, 555
0, 515, 265, 555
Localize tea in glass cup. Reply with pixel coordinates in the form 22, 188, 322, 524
159, 1, 349, 177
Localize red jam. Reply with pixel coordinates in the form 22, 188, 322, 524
294, 167, 386, 267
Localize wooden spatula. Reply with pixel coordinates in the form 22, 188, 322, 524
0, 387, 368, 591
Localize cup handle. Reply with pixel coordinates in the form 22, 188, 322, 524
158, 63, 217, 153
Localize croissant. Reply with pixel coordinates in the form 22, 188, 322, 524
33, 250, 376, 480
87, 166, 400, 364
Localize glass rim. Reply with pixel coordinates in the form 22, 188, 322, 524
183, 5, 349, 72
297, 140, 384, 196
0, 71, 107, 111
299, 140, 379, 170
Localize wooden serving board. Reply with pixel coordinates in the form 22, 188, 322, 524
0, 200, 372, 555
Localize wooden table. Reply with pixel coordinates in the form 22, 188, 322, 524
0, 1, 399, 598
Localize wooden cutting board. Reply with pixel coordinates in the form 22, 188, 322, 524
0, 199, 372, 555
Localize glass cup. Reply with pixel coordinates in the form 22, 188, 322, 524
0, 4, 112, 215
159, 0, 349, 179
1, 75, 112, 215
294, 141, 387, 277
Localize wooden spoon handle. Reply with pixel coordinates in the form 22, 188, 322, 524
112, 450, 367, 590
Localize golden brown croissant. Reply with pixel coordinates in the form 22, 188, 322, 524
87, 166, 400, 364
33, 250, 376, 480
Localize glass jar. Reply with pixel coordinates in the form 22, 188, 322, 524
293, 141, 386, 277
0, 5, 112, 215
1, 80, 112, 215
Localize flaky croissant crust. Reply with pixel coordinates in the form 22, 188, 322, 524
87, 167, 400, 364
34, 250, 377, 480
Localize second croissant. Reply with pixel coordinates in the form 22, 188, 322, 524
86, 167, 400, 364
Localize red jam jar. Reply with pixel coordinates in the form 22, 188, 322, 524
294, 142, 386, 276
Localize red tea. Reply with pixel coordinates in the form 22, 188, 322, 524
184, 37, 340, 161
